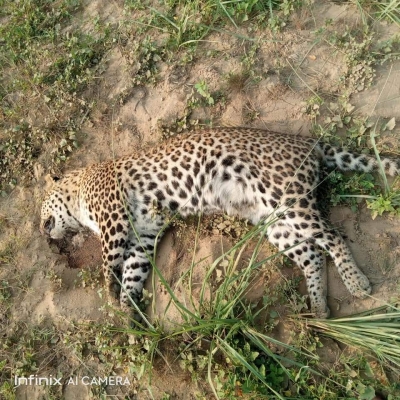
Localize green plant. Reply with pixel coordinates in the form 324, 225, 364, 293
351, 0, 400, 27
302, 95, 323, 119
126, 0, 290, 57
0, 280, 12, 303
366, 192, 400, 219
39, 31, 111, 93
217, 0, 274, 25
0, 367, 16, 400
319, 27, 400, 101
75, 268, 102, 290
194, 80, 215, 106
305, 303, 400, 375
130, 37, 165, 86
326, 171, 379, 210
44, 269, 62, 289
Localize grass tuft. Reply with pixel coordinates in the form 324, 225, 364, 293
305, 303, 400, 375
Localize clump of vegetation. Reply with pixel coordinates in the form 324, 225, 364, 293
117, 218, 400, 399
0, 319, 141, 399
301, 21, 400, 216
312, 113, 400, 217
306, 304, 400, 375
74, 268, 102, 290
0, 0, 113, 192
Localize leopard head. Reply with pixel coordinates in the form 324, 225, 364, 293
40, 174, 82, 239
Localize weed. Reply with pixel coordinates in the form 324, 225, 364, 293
326, 30, 377, 94
0, 319, 140, 398
367, 192, 400, 219
305, 303, 400, 380
194, 80, 215, 106
351, 0, 400, 27
241, 42, 261, 74
301, 95, 323, 119
0, 123, 80, 190
39, 31, 111, 93
0, 0, 79, 63
317, 27, 400, 102
0, 232, 23, 268
0, 368, 15, 400
326, 171, 378, 209
74, 268, 102, 290
45, 269, 62, 290
0, 280, 12, 303
159, 113, 199, 138
217, 0, 273, 25
130, 38, 165, 86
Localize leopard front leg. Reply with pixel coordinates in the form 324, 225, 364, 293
100, 206, 164, 321
120, 234, 157, 319
120, 211, 165, 320
100, 220, 129, 304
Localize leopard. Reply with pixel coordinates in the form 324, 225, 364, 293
40, 127, 400, 319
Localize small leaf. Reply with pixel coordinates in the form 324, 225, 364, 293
349, 369, 358, 378
250, 351, 259, 361
343, 116, 351, 124
270, 310, 278, 319
384, 117, 395, 131
365, 120, 374, 128
358, 385, 375, 400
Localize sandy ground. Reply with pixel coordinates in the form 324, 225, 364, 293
1, 0, 400, 399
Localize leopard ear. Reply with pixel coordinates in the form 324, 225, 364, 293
44, 174, 60, 190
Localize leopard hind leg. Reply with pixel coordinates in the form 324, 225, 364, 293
282, 210, 371, 299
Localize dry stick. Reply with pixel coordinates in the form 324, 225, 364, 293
369, 63, 393, 116
285, 58, 322, 101
286, 40, 317, 87
285, 57, 337, 116
369, 65, 394, 194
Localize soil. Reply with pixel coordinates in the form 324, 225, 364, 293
1, 1, 399, 399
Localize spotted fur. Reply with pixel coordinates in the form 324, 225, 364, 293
40, 127, 400, 318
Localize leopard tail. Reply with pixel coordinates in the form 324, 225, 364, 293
313, 141, 400, 176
